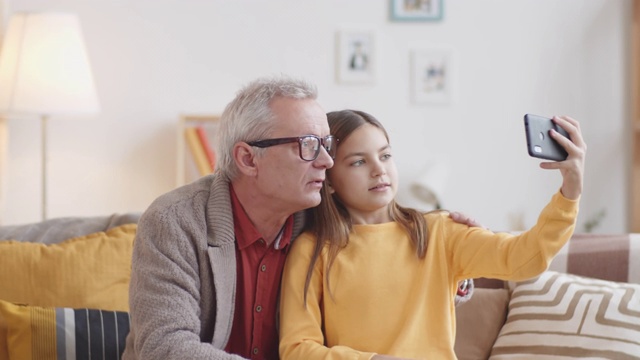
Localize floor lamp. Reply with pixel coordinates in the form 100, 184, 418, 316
0, 12, 100, 220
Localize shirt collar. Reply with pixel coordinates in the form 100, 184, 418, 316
230, 184, 293, 251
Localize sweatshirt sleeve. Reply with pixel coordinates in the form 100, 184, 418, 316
444, 191, 579, 281
279, 233, 375, 360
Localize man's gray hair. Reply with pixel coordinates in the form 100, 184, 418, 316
215, 75, 318, 180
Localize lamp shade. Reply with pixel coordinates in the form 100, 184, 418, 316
0, 12, 99, 115
410, 160, 448, 209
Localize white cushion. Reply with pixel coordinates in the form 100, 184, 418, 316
489, 270, 640, 359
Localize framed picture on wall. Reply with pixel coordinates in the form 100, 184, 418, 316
410, 48, 453, 104
336, 30, 375, 85
390, 0, 443, 22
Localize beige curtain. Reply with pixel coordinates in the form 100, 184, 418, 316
0, 1, 8, 224
0, 117, 6, 225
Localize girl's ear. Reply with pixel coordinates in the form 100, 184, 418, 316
234, 142, 258, 176
326, 181, 336, 194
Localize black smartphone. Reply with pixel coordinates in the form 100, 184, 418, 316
524, 114, 569, 161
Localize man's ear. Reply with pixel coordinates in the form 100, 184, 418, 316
234, 142, 258, 176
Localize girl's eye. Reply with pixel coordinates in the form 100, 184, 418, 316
351, 159, 364, 166
381, 153, 392, 160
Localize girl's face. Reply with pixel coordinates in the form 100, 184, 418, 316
327, 123, 398, 224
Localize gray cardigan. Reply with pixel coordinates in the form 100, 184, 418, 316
123, 173, 305, 360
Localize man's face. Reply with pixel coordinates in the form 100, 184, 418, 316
253, 97, 333, 214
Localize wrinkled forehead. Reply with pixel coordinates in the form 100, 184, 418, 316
269, 97, 329, 136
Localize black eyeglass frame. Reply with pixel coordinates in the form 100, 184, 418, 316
247, 135, 337, 161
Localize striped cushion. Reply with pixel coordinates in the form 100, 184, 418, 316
0, 300, 130, 360
474, 233, 640, 289
489, 270, 640, 359
549, 233, 640, 284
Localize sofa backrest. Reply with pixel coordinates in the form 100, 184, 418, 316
548, 233, 640, 284
0, 212, 141, 244
474, 232, 640, 288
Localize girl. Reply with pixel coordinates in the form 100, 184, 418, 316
279, 110, 585, 360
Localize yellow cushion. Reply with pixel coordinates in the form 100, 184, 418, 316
0, 308, 7, 360
0, 224, 136, 312
0, 299, 130, 360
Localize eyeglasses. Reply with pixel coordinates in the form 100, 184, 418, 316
247, 135, 337, 161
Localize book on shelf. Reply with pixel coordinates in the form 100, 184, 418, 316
178, 115, 220, 187
184, 127, 213, 176
195, 126, 216, 170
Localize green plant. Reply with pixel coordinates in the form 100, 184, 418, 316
583, 208, 606, 233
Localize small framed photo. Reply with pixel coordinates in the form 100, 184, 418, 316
336, 30, 375, 85
390, 0, 443, 22
411, 48, 453, 104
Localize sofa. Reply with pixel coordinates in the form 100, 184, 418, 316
454, 233, 640, 359
0, 213, 141, 360
1, 215, 639, 360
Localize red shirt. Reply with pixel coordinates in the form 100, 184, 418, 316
224, 185, 293, 360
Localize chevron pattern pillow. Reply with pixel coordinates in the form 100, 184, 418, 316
489, 270, 640, 359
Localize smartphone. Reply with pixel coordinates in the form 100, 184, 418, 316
524, 114, 569, 161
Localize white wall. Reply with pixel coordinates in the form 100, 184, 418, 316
0, 0, 631, 233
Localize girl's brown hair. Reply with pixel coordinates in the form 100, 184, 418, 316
303, 109, 436, 303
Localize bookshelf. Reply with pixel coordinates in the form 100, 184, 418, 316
177, 114, 220, 187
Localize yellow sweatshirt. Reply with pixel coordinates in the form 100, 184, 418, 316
279, 192, 579, 360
